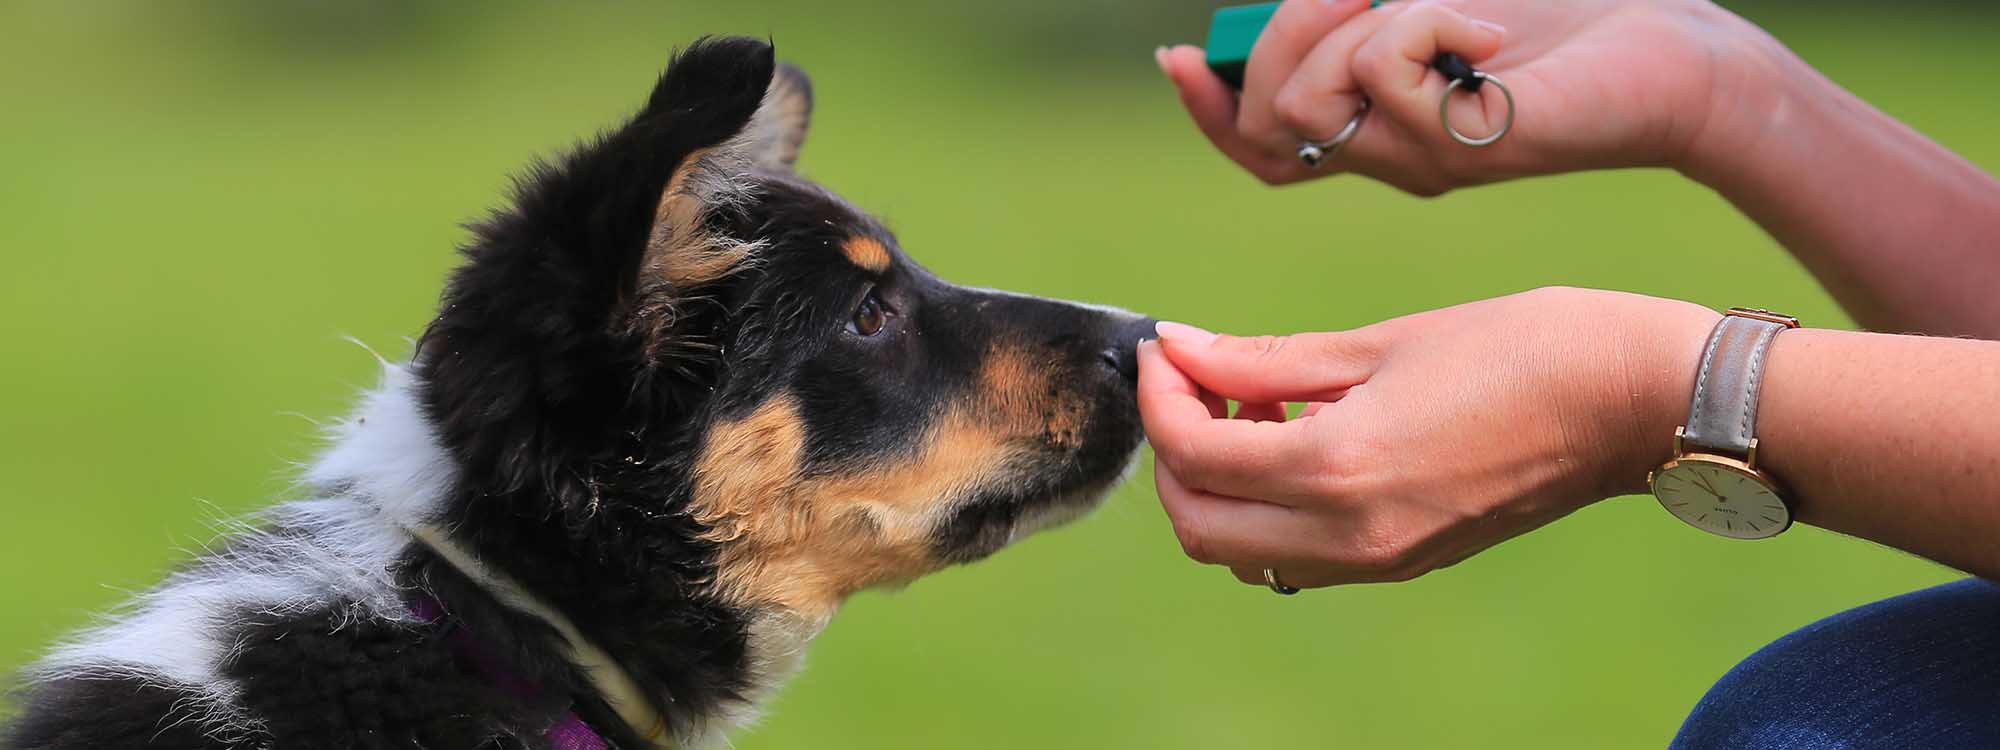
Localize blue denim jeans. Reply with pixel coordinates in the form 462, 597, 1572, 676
1671, 578, 2000, 749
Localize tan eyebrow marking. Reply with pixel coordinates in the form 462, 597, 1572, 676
840, 236, 891, 274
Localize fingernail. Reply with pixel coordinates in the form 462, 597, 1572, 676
1153, 46, 1171, 76
1155, 321, 1217, 346
1472, 18, 1506, 36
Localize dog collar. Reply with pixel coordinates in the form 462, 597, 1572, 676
408, 594, 612, 750
406, 526, 671, 745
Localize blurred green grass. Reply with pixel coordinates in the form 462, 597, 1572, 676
0, 2, 1988, 747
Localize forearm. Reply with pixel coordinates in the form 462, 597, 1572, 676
1758, 330, 2000, 578
1621, 322, 2000, 579
1682, 20, 2000, 339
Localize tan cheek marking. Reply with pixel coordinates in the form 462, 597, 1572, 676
687, 396, 921, 617
695, 407, 1023, 616
978, 343, 1087, 448
691, 347, 1080, 618
687, 394, 809, 545
839, 236, 891, 274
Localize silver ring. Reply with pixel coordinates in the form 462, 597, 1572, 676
1263, 568, 1300, 596
1297, 100, 1370, 168
1440, 72, 1513, 147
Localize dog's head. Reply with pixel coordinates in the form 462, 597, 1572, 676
419, 38, 1152, 619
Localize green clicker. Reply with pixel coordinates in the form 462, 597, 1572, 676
1204, 0, 1390, 90
1200, 0, 1513, 148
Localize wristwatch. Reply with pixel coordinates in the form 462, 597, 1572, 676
1648, 308, 1800, 540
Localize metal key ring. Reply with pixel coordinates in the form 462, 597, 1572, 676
1440, 71, 1514, 147
1297, 100, 1370, 169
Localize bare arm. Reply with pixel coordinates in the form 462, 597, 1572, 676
1141, 289, 2000, 589
1703, 330, 2000, 577
1159, 0, 2000, 337
1684, 28, 2000, 338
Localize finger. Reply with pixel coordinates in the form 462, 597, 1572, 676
1261, 5, 1440, 189
1232, 401, 1289, 423
1239, 0, 1378, 156
1267, 1, 1403, 146
1139, 339, 1228, 428
1156, 462, 1325, 568
1139, 340, 1228, 417
1197, 384, 1228, 422
1350, 2, 1507, 147
1297, 504, 1535, 587
1154, 321, 1385, 404
1227, 565, 1353, 587
1139, 342, 1324, 501
1235, 564, 1414, 589
1158, 45, 1294, 181
1226, 565, 1342, 589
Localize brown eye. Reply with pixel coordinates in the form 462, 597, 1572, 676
848, 291, 887, 336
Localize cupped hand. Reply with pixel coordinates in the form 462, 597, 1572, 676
1137, 287, 1719, 588
1157, 0, 1779, 194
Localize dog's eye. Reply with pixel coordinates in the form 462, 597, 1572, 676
848, 290, 888, 337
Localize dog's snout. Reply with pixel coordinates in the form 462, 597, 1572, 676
1099, 316, 1159, 384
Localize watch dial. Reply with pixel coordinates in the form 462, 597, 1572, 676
1652, 461, 1790, 540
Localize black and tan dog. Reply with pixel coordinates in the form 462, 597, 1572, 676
6, 38, 1153, 750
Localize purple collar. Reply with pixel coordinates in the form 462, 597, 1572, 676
408, 594, 611, 750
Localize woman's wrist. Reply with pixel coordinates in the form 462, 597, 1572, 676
1671, 8, 1819, 189
1593, 295, 1722, 499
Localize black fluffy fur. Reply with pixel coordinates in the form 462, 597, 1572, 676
7, 35, 1153, 750
6, 674, 230, 750
414, 37, 778, 729
6, 39, 774, 750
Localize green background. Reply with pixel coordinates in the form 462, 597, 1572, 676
1, 2, 1987, 747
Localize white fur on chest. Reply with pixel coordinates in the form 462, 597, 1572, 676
36, 367, 446, 737
33, 362, 818, 748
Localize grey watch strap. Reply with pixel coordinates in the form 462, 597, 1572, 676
1682, 314, 1791, 457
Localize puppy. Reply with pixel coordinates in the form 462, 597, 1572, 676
6, 37, 1153, 750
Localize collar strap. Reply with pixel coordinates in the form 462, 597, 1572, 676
408, 593, 611, 750
405, 526, 671, 745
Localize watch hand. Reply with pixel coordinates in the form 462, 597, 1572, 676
1691, 472, 1721, 496
1682, 475, 1724, 501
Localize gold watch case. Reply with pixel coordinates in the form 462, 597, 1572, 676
1650, 428, 1794, 540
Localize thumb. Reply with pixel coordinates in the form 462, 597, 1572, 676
1154, 321, 1383, 403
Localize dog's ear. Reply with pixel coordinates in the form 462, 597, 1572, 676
423, 38, 806, 513
740, 63, 813, 171
636, 46, 813, 297
638, 42, 812, 172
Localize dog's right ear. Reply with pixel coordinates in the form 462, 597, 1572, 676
635, 42, 814, 296
632, 37, 813, 175
678, 59, 813, 173
423, 38, 810, 511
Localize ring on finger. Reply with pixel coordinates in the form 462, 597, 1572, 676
1297, 99, 1370, 168
1263, 568, 1301, 596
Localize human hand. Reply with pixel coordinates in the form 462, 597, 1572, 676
1156, 0, 1789, 193
1137, 287, 1719, 588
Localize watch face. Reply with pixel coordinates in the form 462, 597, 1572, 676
1652, 459, 1791, 540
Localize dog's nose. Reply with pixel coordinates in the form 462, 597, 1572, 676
1099, 316, 1159, 384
